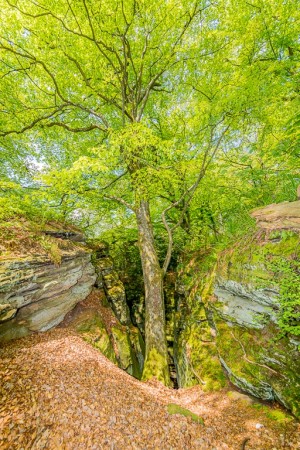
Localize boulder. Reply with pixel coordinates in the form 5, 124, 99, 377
251, 200, 300, 231
0, 251, 96, 342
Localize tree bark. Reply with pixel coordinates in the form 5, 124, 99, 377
135, 199, 170, 385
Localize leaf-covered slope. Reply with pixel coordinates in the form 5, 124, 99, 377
0, 327, 299, 449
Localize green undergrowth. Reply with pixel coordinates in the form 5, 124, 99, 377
252, 403, 294, 423
167, 404, 204, 424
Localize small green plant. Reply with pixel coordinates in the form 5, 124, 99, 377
167, 403, 204, 424
268, 256, 300, 337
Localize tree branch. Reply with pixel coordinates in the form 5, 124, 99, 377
104, 195, 134, 211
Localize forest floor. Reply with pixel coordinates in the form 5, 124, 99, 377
0, 307, 299, 450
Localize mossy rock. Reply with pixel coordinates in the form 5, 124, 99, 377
215, 318, 300, 417
167, 404, 204, 424
75, 313, 117, 364
251, 403, 294, 424
175, 229, 300, 418
174, 298, 225, 390
111, 325, 144, 379
106, 283, 131, 325
111, 326, 132, 370
217, 230, 299, 292
210, 230, 300, 417
128, 326, 145, 377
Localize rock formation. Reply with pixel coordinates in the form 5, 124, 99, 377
0, 249, 96, 342
174, 201, 300, 418
251, 200, 300, 231
93, 243, 131, 325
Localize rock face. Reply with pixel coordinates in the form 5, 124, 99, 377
70, 245, 144, 379
251, 200, 300, 231
210, 229, 300, 418
68, 290, 145, 379
0, 250, 96, 342
174, 202, 300, 418
174, 275, 226, 391
0, 230, 143, 379
93, 245, 131, 325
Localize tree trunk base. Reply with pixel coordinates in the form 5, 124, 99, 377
142, 348, 171, 386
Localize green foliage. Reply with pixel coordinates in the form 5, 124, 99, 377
1, 0, 300, 385
268, 257, 300, 337
1, 0, 299, 248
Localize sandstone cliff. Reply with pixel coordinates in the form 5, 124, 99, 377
0, 250, 96, 342
174, 200, 300, 418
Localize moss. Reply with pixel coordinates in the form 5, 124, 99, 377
176, 229, 300, 417
76, 314, 117, 364
103, 273, 119, 288
111, 326, 132, 370
128, 327, 145, 378
265, 409, 293, 422
217, 230, 300, 290
142, 348, 171, 386
167, 404, 204, 424
252, 404, 293, 423
214, 317, 300, 417
174, 297, 225, 390
39, 236, 62, 265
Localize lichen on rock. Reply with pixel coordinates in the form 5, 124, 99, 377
93, 249, 131, 326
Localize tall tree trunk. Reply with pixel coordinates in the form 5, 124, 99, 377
135, 199, 170, 386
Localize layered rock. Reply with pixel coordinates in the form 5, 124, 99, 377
174, 201, 300, 418
211, 229, 300, 417
251, 200, 300, 231
93, 244, 131, 325
0, 228, 144, 379
0, 250, 96, 342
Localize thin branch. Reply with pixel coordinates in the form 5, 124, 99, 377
104, 195, 134, 211
45, 122, 106, 133
0, 105, 67, 136
161, 123, 231, 275
99, 171, 128, 190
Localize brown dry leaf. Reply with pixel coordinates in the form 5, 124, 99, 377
0, 296, 299, 450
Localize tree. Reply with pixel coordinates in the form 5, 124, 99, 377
0, 0, 299, 384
